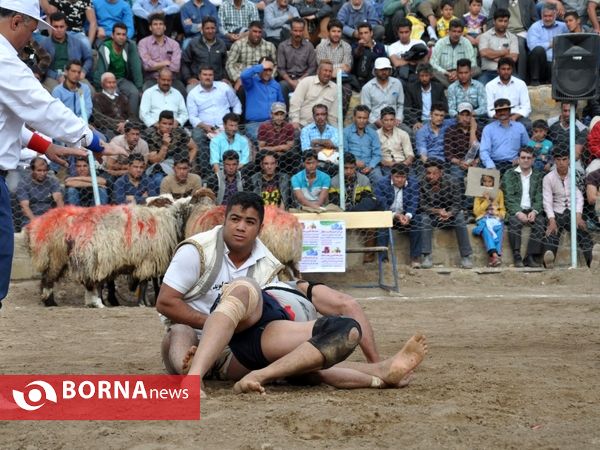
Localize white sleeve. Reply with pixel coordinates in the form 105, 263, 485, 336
162, 245, 202, 294
19, 126, 33, 147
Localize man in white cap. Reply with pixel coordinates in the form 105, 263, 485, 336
0, 0, 126, 306
360, 57, 405, 129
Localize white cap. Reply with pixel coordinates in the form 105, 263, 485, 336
374, 57, 392, 70
0, 0, 54, 31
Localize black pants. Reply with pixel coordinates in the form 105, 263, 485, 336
507, 211, 545, 257
544, 210, 594, 265
527, 46, 552, 84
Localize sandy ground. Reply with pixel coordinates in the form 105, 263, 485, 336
1, 267, 600, 449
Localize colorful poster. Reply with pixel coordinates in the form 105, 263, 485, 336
299, 220, 346, 273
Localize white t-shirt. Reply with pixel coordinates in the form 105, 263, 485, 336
387, 39, 427, 58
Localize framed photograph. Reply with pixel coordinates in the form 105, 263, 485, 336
465, 167, 501, 198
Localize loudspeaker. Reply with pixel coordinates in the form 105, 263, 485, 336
552, 33, 600, 101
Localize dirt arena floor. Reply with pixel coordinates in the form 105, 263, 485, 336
1, 267, 599, 449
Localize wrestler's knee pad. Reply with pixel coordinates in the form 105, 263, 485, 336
214, 277, 261, 325
308, 316, 362, 369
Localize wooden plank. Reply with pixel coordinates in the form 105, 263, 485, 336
292, 211, 393, 229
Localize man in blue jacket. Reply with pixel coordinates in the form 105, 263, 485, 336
375, 163, 422, 267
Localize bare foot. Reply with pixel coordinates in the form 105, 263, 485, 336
380, 334, 428, 387
393, 370, 414, 388
233, 374, 266, 395
181, 345, 197, 375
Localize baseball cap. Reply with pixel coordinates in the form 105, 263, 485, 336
458, 102, 474, 113
271, 102, 287, 114
374, 57, 392, 70
0, 0, 54, 31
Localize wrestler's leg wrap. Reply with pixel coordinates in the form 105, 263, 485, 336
214, 277, 261, 325
308, 316, 362, 368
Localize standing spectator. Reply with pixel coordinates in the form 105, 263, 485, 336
388, 18, 429, 85
447, 58, 487, 118
94, 22, 143, 117
187, 66, 242, 176
245, 150, 291, 208
209, 113, 250, 173
65, 157, 109, 206
181, 16, 228, 90
291, 150, 331, 209
343, 104, 383, 184
204, 150, 245, 204
139, 68, 188, 127
160, 155, 203, 198
485, 57, 531, 128
226, 21, 277, 92
526, 3, 567, 86
40, 12, 93, 92
277, 18, 317, 102
263, 0, 299, 45
17, 157, 64, 226
477, 8, 518, 85
52, 59, 93, 120
337, 0, 384, 42
219, 0, 260, 46
415, 102, 454, 164
92, 72, 132, 138
404, 63, 447, 129
132, 0, 181, 39
480, 98, 529, 173
501, 146, 545, 267
94, 0, 135, 40
40, 0, 98, 50
257, 102, 297, 174
180, 0, 219, 44
542, 146, 594, 268
375, 163, 422, 267
361, 57, 405, 126
137, 13, 184, 94
420, 159, 473, 269
240, 56, 285, 140
377, 107, 414, 173
430, 19, 479, 88
113, 153, 151, 204
106, 122, 150, 178
351, 23, 386, 88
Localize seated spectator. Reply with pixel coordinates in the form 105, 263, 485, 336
463, 0, 487, 46
388, 18, 429, 85
264, 0, 300, 46
351, 23, 386, 88
93, 72, 132, 138
343, 104, 383, 184
430, 19, 480, 88
245, 151, 291, 208
144, 110, 198, 193
477, 8, 518, 85
549, 102, 588, 159
137, 13, 184, 94
542, 146, 594, 268
361, 57, 405, 127
526, 4, 567, 86
139, 68, 188, 128
94, 0, 135, 41
472, 174, 506, 266
160, 156, 203, 198
447, 58, 487, 118
337, 0, 384, 43
209, 113, 250, 173
291, 150, 331, 209
485, 57, 531, 129
289, 60, 338, 128
300, 103, 339, 174
40, 12, 93, 93
204, 150, 244, 204
94, 22, 143, 118
589, 0, 600, 33
181, 16, 228, 90
330, 152, 379, 211
420, 159, 473, 269
296, 0, 332, 38
436, 0, 460, 40
415, 102, 454, 164
501, 146, 545, 267
226, 21, 278, 93
65, 157, 109, 206
241, 56, 285, 141
113, 153, 151, 204
219, 0, 260, 46
19, 37, 51, 84
41, 0, 98, 50
480, 98, 529, 174
257, 102, 297, 174
180, 0, 219, 44
132, 0, 181, 39
106, 122, 150, 178
187, 65, 242, 176
52, 59, 93, 120
375, 162, 422, 267
404, 63, 447, 129
585, 167, 600, 228
527, 119, 553, 172
17, 157, 64, 226
377, 107, 414, 173
277, 17, 318, 102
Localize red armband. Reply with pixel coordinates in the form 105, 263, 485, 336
28, 133, 52, 154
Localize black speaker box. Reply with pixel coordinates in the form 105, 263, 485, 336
552, 33, 600, 101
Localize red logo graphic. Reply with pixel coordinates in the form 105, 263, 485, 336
0, 375, 200, 420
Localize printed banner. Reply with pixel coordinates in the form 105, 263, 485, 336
299, 220, 346, 273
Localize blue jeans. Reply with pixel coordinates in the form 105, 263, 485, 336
0, 176, 14, 302
66, 186, 108, 206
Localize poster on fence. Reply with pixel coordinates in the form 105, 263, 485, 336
299, 220, 346, 273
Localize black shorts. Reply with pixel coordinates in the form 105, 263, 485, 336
228, 291, 291, 370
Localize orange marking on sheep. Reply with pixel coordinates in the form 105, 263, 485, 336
67, 206, 114, 248
124, 207, 133, 247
